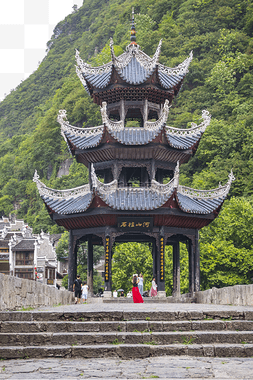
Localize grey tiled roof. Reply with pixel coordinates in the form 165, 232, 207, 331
50, 233, 62, 244
158, 71, 184, 89
41, 186, 224, 215
84, 71, 112, 89
63, 125, 202, 150
77, 42, 192, 91
166, 131, 202, 149
42, 192, 93, 215
0, 222, 10, 229
108, 127, 161, 145
83, 59, 184, 89
64, 130, 104, 150
0, 240, 9, 248
4, 232, 22, 240
176, 193, 224, 214
98, 188, 173, 211
12, 239, 35, 251
117, 57, 155, 85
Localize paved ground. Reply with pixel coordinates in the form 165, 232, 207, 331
2, 303, 253, 379
33, 302, 253, 313
1, 356, 253, 379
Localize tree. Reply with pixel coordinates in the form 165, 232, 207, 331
112, 242, 153, 294
112, 242, 190, 296
200, 197, 253, 289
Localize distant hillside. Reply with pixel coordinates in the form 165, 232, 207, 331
0, 0, 252, 237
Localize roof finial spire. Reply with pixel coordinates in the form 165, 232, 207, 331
130, 7, 137, 45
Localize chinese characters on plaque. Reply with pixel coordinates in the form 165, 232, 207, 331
160, 237, 164, 281
117, 217, 153, 232
105, 236, 110, 282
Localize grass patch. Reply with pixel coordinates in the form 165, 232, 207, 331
146, 317, 150, 321
112, 339, 124, 345
222, 317, 233, 321
133, 329, 150, 333
18, 306, 34, 311
144, 341, 157, 345
182, 336, 195, 345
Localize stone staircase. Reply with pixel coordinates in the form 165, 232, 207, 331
1, 309, 253, 359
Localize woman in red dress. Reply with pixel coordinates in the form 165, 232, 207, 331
132, 274, 144, 303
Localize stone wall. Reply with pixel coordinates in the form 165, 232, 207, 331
195, 285, 253, 306
0, 273, 74, 310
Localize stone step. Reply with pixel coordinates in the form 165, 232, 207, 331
1, 309, 253, 321
1, 331, 253, 346
1, 319, 253, 333
0, 343, 253, 359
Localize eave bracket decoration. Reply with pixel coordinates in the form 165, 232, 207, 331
177, 170, 235, 200
158, 51, 193, 77
33, 170, 91, 200
165, 110, 211, 137
57, 109, 104, 139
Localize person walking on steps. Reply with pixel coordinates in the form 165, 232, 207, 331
73, 274, 82, 304
132, 274, 144, 303
138, 273, 144, 296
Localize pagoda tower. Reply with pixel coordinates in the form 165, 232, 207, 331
34, 11, 234, 297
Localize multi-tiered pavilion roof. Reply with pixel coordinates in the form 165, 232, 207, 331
34, 11, 235, 295
34, 166, 234, 231
75, 39, 193, 106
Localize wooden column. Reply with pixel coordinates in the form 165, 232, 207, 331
68, 230, 77, 291
120, 99, 125, 122
104, 235, 112, 292
173, 241, 180, 297
157, 235, 165, 292
194, 230, 200, 291
88, 163, 92, 191
141, 167, 149, 187
188, 239, 195, 295
87, 236, 93, 296
143, 99, 148, 124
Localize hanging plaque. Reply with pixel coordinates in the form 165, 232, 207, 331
117, 217, 153, 232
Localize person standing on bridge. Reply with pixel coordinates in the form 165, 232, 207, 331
150, 277, 157, 297
132, 274, 143, 303
138, 273, 144, 296
82, 281, 89, 303
73, 275, 82, 304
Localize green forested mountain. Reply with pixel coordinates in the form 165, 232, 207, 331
0, 0, 253, 291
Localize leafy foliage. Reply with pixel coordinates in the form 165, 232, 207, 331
111, 242, 189, 296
